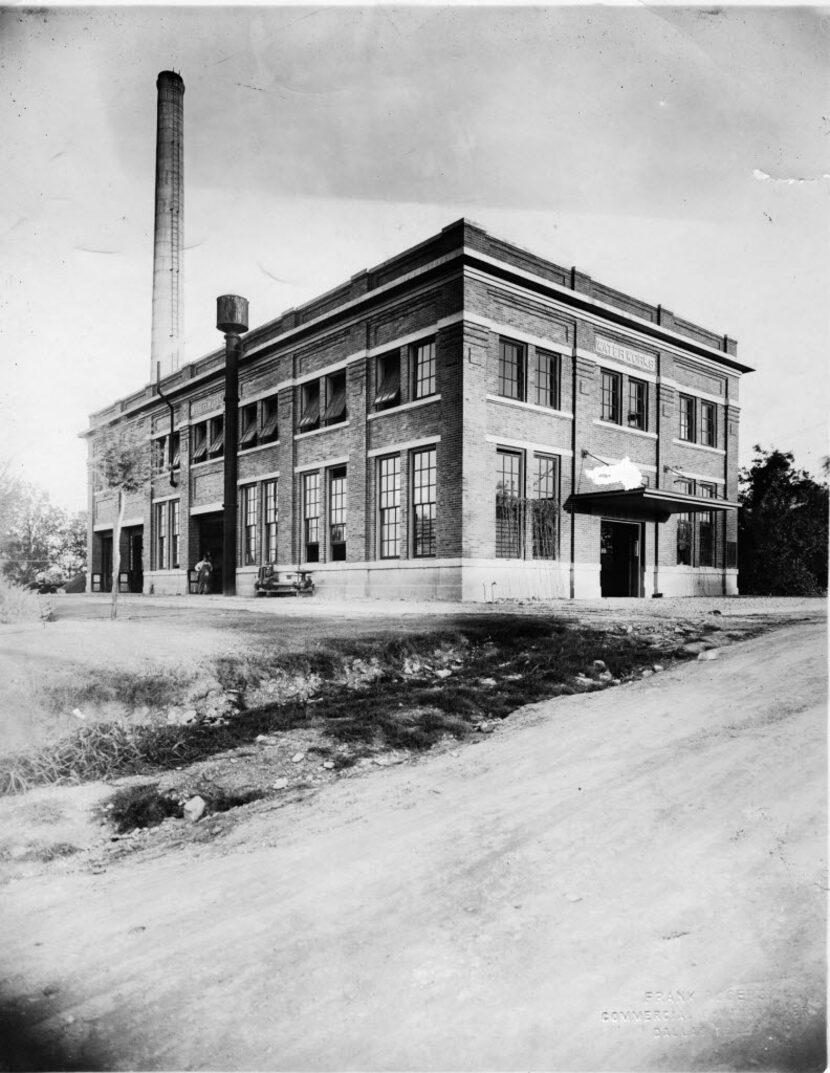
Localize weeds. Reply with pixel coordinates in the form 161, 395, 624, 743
0, 576, 48, 625
98, 781, 265, 832
1, 617, 679, 796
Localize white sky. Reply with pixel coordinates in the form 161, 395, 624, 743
2, 3, 828, 512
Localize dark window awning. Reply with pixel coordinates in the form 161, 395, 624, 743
567, 487, 739, 521
374, 365, 400, 406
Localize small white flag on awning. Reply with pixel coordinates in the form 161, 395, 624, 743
585, 456, 644, 491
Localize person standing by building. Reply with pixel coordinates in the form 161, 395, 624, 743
195, 554, 212, 594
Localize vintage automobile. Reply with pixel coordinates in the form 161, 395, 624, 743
253, 564, 315, 597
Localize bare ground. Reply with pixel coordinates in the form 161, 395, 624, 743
0, 609, 825, 1071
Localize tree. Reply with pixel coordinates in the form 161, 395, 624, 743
0, 464, 87, 586
738, 446, 829, 596
93, 425, 151, 619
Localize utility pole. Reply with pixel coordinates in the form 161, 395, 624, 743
217, 295, 249, 596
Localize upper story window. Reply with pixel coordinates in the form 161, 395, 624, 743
679, 395, 696, 442
627, 379, 648, 431
601, 370, 622, 424
261, 396, 279, 443
191, 417, 223, 463
323, 371, 347, 426
298, 381, 321, 433
375, 352, 400, 411
498, 339, 525, 401
413, 339, 436, 400
535, 351, 560, 409
152, 431, 181, 474
700, 401, 716, 447
239, 404, 258, 450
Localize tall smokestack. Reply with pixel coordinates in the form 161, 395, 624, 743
151, 70, 184, 380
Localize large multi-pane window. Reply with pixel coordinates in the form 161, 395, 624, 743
679, 395, 696, 442
154, 500, 180, 570
601, 370, 622, 423
627, 379, 648, 430
264, 479, 278, 562
242, 484, 259, 566
535, 351, 560, 409
498, 339, 525, 401
375, 353, 400, 411
303, 472, 321, 562
378, 455, 400, 558
700, 401, 716, 447
531, 455, 559, 559
413, 339, 436, 400
329, 467, 347, 561
676, 479, 694, 565
495, 450, 523, 558
170, 500, 179, 570
412, 447, 437, 557
697, 483, 716, 566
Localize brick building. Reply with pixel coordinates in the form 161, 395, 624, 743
84, 219, 751, 601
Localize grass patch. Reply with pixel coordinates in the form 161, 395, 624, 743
44, 668, 188, 716
1, 616, 681, 795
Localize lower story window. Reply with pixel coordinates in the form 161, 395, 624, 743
378, 455, 400, 559
329, 467, 347, 562
154, 500, 180, 570
264, 479, 278, 562
242, 484, 259, 566
496, 450, 523, 558
303, 472, 321, 563
531, 455, 559, 559
412, 447, 436, 557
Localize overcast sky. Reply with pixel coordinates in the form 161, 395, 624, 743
2, 3, 828, 512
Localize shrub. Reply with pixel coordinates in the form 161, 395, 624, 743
0, 575, 47, 624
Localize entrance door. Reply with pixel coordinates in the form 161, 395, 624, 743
600, 520, 643, 597
128, 529, 144, 593
100, 534, 113, 592
196, 512, 224, 593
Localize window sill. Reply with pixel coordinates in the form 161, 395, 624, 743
239, 440, 280, 456
294, 421, 349, 440
368, 395, 441, 419
671, 438, 725, 455
486, 394, 573, 420
592, 419, 657, 440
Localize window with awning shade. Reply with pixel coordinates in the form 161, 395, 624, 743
374, 353, 400, 410
261, 397, 279, 442
239, 404, 258, 448
208, 418, 224, 457
298, 382, 320, 431
191, 423, 208, 462
323, 371, 347, 425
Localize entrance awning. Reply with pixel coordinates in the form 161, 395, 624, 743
567, 487, 739, 521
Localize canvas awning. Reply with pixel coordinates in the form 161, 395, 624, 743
567, 487, 739, 521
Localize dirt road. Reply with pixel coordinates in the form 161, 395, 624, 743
1, 620, 825, 1071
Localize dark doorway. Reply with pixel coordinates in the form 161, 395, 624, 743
600, 520, 643, 597
126, 527, 144, 593
100, 533, 113, 593
195, 512, 224, 593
